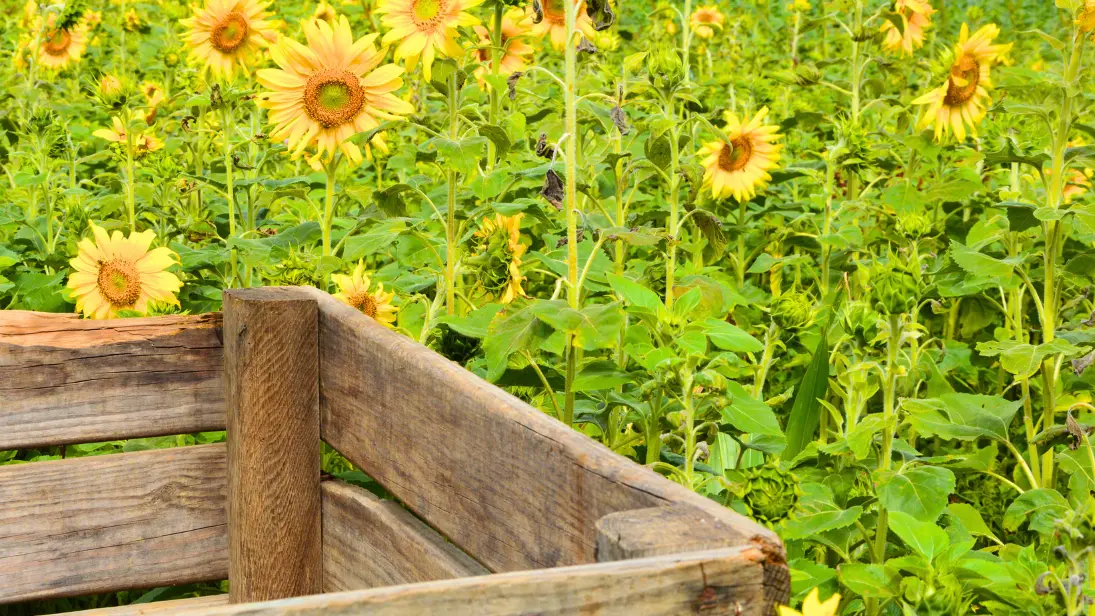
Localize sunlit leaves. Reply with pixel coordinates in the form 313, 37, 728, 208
875, 465, 955, 521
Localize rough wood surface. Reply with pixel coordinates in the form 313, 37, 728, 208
101, 547, 771, 616
0, 311, 225, 450
70, 595, 230, 615
224, 288, 322, 603
321, 480, 488, 592
293, 287, 782, 575
0, 445, 228, 604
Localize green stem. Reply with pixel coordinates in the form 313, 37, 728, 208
124, 109, 136, 233
562, 0, 580, 426
445, 69, 459, 315
221, 104, 237, 286
872, 314, 901, 571
323, 156, 339, 259
487, 2, 503, 167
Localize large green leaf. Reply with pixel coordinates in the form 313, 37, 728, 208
530, 300, 624, 350
977, 338, 1090, 380
720, 381, 784, 437
903, 394, 1022, 442
482, 303, 551, 381
888, 511, 949, 561
875, 465, 955, 521
838, 564, 900, 598
782, 330, 829, 460
702, 318, 764, 353
781, 483, 863, 540
949, 241, 1015, 282
1003, 488, 1069, 534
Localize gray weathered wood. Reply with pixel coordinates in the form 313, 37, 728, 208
224, 288, 322, 603
0, 310, 225, 451
0, 445, 228, 604
293, 287, 783, 575
321, 480, 488, 592
70, 595, 231, 615
93, 547, 772, 616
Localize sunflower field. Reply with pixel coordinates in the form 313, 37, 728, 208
3, 0, 1095, 613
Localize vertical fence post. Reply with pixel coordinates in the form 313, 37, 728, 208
223, 288, 321, 602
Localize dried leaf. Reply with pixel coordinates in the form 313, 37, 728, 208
610, 105, 629, 135
577, 36, 597, 54
536, 133, 555, 159
507, 71, 523, 101
541, 169, 564, 210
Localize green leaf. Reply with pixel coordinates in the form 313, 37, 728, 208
572, 360, 632, 391
888, 511, 949, 561
1004, 488, 1069, 534
903, 394, 1023, 442
478, 124, 511, 160
946, 503, 1001, 545
720, 381, 784, 437
436, 303, 504, 339
949, 241, 1014, 282
433, 136, 487, 177
702, 319, 764, 353
875, 465, 955, 521
483, 303, 551, 381
782, 330, 829, 460
838, 564, 900, 598
531, 301, 624, 350
781, 484, 863, 540
607, 273, 663, 314
977, 338, 1090, 380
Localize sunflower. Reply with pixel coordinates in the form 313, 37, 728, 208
310, 0, 338, 26
377, 0, 481, 81
67, 222, 182, 319
912, 23, 1011, 142
180, 0, 278, 81
141, 81, 166, 123
1081, 1, 1095, 35
472, 8, 533, 83
778, 588, 840, 616
256, 16, 414, 166
698, 107, 783, 202
528, 0, 594, 51
94, 117, 164, 158
689, 6, 724, 40
36, 16, 90, 70
332, 260, 398, 327
880, 0, 934, 57
471, 213, 526, 304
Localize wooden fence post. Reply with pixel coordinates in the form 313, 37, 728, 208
223, 288, 321, 602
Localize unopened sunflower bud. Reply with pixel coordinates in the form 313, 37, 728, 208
771, 290, 815, 330
164, 51, 181, 68
646, 45, 683, 85
98, 74, 126, 105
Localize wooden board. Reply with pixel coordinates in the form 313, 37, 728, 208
321, 480, 488, 592
70, 595, 230, 615
0, 444, 228, 603
291, 287, 782, 574
0, 311, 225, 451
95, 547, 773, 616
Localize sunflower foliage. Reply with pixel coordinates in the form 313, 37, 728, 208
2, 0, 1095, 614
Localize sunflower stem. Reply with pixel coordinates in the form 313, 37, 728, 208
487, 1, 504, 168
323, 155, 339, 261
123, 107, 137, 233
562, 0, 580, 427
221, 103, 237, 287
445, 68, 459, 316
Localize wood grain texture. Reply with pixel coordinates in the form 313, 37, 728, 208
0, 310, 225, 450
70, 595, 230, 615
0, 445, 228, 604
224, 288, 322, 603
98, 547, 772, 616
321, 480, 488, 592
291, 287, 783, 575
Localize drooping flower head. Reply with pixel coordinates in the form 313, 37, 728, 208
698, 107, 783, 202
912, 23, 1011, 141
880, 0, 934, 57
36, 14, 90, 70
141, 81, 166, 123
256, 15, 414, 166
377, 0, 482, 81
528, 0, 594, 51
470, 213, 526, 304
778, 588, 840, 616
689, 6, 724, 39
332, 260, 398, 327
68, 222, 182, 319
472, 9, 533, 83
93, 117, 164, 158
180, 0, 279, 81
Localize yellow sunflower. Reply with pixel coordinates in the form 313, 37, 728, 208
180, 0, 278, 81
690, 6, 724, 40
256, 15, 414, 166
778, 588, 840, 616
472, 8, 533, 83
472, 213, 526, 304
1079, 0, 1095, 36
36, 16, 90, 70
377, 0, 482, 81
141, 81, 166, 123
698, 107, 783, 202
68, 222, 182, 319
310, 0, 338, 26
912, 23, 1011, 142
528, 0, 594, 51
93, 117, 164, 158
880, 0, 934, 57
332, 260, 398, 327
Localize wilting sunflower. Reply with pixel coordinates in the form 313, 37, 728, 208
68, 222, 182, 319
256, 16, 414, 166
912, 23, 1011, 141
472, 8, 533, 83
529, 0, 594, 51
698, 107, 783, 202
332, 260, 398, 327
141, 81, 166, 123
689, 6, 724, 39
377, 0, 481, 81
470, 213, 526, 304
93, 117, 164, 158
880, 0, 934, 57
180, 0, 278, 81
36, 16, 90, 70
778, 588, 840, 616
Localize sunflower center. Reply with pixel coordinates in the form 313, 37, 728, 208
348, 291, 378, 317
96, 260, 142, 307
42, 28, 72, 56
211, 11, 249, 53
543, 0, 566, 25
696, 12, 714, 23
412, 0, 445, 24
303, 69, 366, 128
944, 55, 980, 105
718, 138, 753, 172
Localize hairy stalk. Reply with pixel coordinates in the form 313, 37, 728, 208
446, 69, 459, 315
322, 156, 339, 261
562, 0, 580, 426
487, 2, 503, 167
221, 104, 237, 286
124, 108, 136, 232
871, 313, 901, 586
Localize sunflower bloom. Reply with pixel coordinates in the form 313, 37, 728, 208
529, 0, 594, 51
778, 588, 840, 616
256, 16, 414, 166
180, 0, 278, 81
1079, 0, 1095, 35
472, 213, 526, 304
690, 6, 724, 39
472, 9, 533, 83
93, 117, 164, 158
880, 0, 934, 57
68, 222, 182, 319
377, 0, 481, 81
332, 260, 398, 327
912, 23, 1011, 142
699, 107, 783, 202
141, 81, 166, 123
310, 0, 338, 26
36, 16, 90, 70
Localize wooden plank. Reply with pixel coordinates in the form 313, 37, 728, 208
0, 444, 228, 603
224, 288, 322, 603
321, 480, 488, 592
102, 547, 773, 616
294, 287, 783, 574
0, 310, 225, 450
70, 595, 230, 615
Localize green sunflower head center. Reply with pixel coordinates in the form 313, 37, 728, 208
303, 69, 366, 128
97, 259, 142, 307
412, 0, 443, 24
718, 137, 753, 172
944, 55, 980, 105
211, 11, 249, 53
